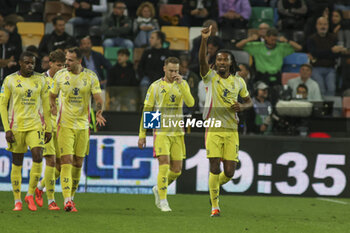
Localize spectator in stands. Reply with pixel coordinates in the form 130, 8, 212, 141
133, 2, 159, 48
179, 56, 200, 113
287, 64, 322, 101
190, 20, 223, 73
246, 82, 273, 134
41, 54, 50, 72
0, 1, 23, 27
4, 21, 22, 53
181, 0, 216, 26
238, 63, 254, 94
218, 0, 252, 29
330, 10, 343, 35
304, 2, 332, 38
236, 28, 302, 86
102, 1, 133, 49
38, 16, 76, 57
107, 48, 138, 87
62, 0, 107, 28
138, 30, 171, 99
80, 36, 112, 88
256, 23, 270, 42
0, 28, 20, 86
307, 16, 347, 96
295, 83, 308, 100
277, 0, 307, 30
106, 48, 138, 111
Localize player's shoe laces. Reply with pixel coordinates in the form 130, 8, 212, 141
13, 202, 22, 211
159, 200, 172, 212
48, 201, 60, 211
152, 186, 161, 208
210, 209, 220, 217
35, 187, 43, 207
64, 201, 73, 212
25, 195, 37, 211
71, 201, 78, 212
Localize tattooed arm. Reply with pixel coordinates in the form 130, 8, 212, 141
93, 93, 106, 127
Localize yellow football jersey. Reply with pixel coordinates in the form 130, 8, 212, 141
51, 68, 101, 129
139, 78, 194, 138
44, 71, 58, 131
201, 69, 249, 130
0, 71, 51, 132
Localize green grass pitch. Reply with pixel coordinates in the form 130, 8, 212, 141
0, 192, 350, 233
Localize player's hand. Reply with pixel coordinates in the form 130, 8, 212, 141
174, 74, 183, 84
138, 138, 146, 149
96, 110, 106, 127
231, 101, 242, 112
44, 132, 52, 144
201, 25, 212, 39
5, 130, 15, 143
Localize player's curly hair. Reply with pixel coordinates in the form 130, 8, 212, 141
213, 49, 240, 74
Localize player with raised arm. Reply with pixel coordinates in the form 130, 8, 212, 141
199, 26, 253, 217
138, 57, 194, 212
50, 47, 106, 212
0, 52, 52, 211
34, 49, 66, 210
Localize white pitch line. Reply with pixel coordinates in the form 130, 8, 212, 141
317, 198, 348, 205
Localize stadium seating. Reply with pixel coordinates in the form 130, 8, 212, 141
92, 46, 104, 55
221, 29, 247, 44
231, 50, 251, 65
189, 27, 202, 50
342, 96, 350, 117
282, 53, 308, 73
249, 7, 274, 28
44, 1, 74, 23
44, 22, 74, 35
17, 22, 45, 48
292, 31, 305, 46
104, 47, 133, 65
161, 26, 189, 50
17, 1, 44, 22
281, 72, 299, 85
89, 26, 103, 46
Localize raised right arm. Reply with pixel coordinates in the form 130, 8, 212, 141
199, 26, 212, 77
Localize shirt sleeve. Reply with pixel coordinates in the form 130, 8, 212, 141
91, 73, 102, 94
200, 69, 216, 84
51, 74, 60, 95
177, 80, 195, 107
281, 43, 295, 57
0, 77, 11, 132
239, 77, 250, 98
144, 84, 156, 107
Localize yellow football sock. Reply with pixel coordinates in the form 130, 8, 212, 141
28, 162, 42, 195
168, 170, 181, 185
61, 164, 72, 199
11, 164, 22, 201
55, 168, 60, 179
71, 166, 81, 198
45, 166, 56, 200
219, 172, 232, 186
209, 172, 220, 209
157, 164, 169, 200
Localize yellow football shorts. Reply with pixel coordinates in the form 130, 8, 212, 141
205, 128, 239, 162
43, 131, 60, 157
7, 130, 44, 153
57, 127, 89, 157
154, 135, 186, 160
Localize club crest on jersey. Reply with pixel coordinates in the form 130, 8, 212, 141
72, 88, 80, 95
25, 89, 33, 97
223, 88, 230, 97
170, 94, 176, 102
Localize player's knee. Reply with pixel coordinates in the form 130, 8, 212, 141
224, 170, 234, 178
12, 155, 23, 166
210, 167, 221, 174
46, 159, 55, 167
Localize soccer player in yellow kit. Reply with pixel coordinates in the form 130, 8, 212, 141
50, 47, 106, 212
0, 51, 52, 211
138, 57, 194, 212
34, 49, 65, 210
199, 26, 253, 217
